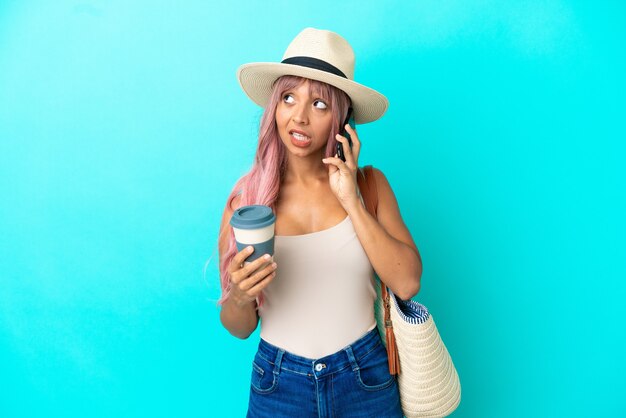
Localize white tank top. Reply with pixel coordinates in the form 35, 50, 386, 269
258, 213, 377, 359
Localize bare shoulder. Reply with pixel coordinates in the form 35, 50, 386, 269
370, 167, 420, 258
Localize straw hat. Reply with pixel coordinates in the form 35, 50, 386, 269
236, 27, 389, 124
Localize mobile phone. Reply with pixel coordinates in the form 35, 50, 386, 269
336, 107, 355, 162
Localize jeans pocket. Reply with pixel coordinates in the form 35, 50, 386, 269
354, 342, 395, 392
250, 357, 279, 395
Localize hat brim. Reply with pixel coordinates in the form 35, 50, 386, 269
237, 62, 389, 124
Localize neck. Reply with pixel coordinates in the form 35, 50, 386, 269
283, 151, 328, 187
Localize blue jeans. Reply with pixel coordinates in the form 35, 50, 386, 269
246, 327, 403, 418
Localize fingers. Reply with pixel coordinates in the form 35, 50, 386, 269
229, 246, 272, 278
230, 245, 254, 272
240, 261, 277, 292
246, 269, 276, 297
241, 253, 273, 276
227, 246, 277, 306
233, 259, 277, 302
323, 154, 351, 174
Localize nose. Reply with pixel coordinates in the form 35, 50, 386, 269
292, 103, 309, 125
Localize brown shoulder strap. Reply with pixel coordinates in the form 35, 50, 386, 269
357, 165, 378, 217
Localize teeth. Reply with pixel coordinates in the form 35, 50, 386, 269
291, 132, 309, 141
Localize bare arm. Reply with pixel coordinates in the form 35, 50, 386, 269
219, 287, 260, 339
218, 195, 277, 339
346, 168, 422, 300
323, 123, 423, 301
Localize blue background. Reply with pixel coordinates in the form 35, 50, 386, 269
1, 1, 625, 416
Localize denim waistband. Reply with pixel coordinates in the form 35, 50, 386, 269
255, 327, 383, 377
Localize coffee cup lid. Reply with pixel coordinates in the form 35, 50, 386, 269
229, 205, 276, 230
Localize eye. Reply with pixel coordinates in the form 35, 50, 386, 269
283, 94, 295, 104
314, 100, 328, 110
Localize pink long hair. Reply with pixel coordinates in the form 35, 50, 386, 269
217, 75, 351, 306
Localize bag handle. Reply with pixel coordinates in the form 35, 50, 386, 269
357, 166, 401, 376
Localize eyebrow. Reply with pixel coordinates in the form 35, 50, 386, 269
284, 91, 328, 102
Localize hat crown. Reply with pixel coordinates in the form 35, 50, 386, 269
282, 28, 355, 80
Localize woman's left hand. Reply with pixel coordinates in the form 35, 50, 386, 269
322, 123, 361, 209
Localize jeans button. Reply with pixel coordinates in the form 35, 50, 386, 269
315, 363, 326, 372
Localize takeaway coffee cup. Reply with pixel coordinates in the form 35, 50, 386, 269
229, 205, 276, 266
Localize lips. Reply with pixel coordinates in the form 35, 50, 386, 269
289, 129, 310, 139
289, 129, 312, 148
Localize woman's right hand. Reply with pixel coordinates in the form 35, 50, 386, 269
228, 246, 277, 308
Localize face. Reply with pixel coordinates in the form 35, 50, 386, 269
275, 80, 334, 159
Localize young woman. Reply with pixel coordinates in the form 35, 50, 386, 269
218, 28, 422, 417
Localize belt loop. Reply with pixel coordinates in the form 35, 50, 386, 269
344, 346, 359, 371
274, 349, 285, 375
